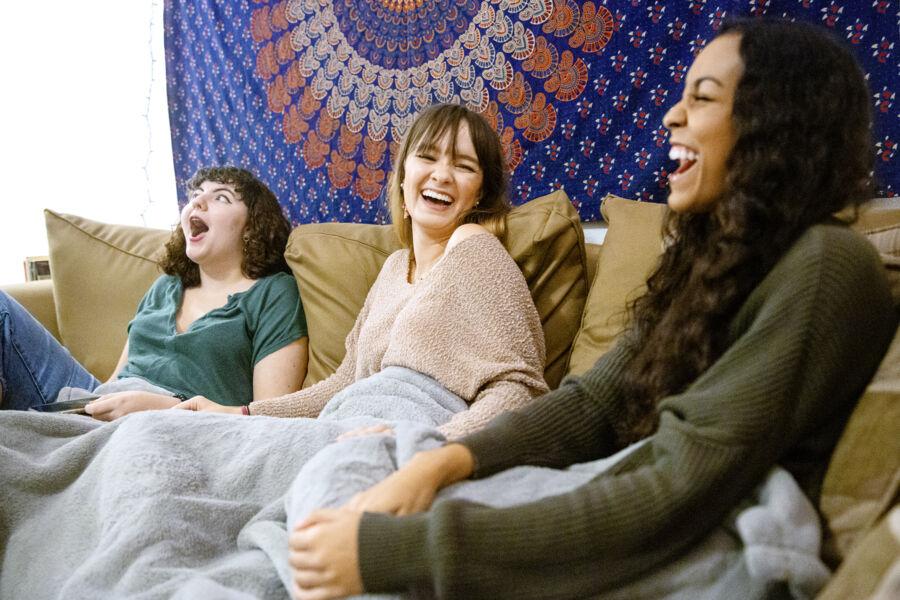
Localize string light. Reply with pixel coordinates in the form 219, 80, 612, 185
140, 0, 160, 226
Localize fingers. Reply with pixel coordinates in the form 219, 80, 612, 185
84, 397, 116, 421
291, 580, 346, 600
171, 399, 194, 410
294, 508, 340, 531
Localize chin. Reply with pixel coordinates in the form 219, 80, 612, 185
666, 191, 692, 213
667, 190, 719, 214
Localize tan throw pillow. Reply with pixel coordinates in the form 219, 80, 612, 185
847, 196, 900, 305
565, 194, 667, 376
818, 506, 900, 599
819, 197, 900, 565
820, 384, 900, 567
45, 210, 169, 380
284, 224, 399, 386
286, 189, 588, 389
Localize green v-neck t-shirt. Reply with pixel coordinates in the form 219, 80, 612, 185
116, 272, 307, 406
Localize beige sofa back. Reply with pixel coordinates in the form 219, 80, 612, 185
286, 190, 589, 389
34, 190, 591, 388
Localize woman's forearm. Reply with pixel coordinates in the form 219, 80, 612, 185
412, 443, 476, 490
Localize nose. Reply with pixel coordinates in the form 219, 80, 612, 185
662, 99, 684, 131
191, 193, 208, 209
429, 159, 452, 183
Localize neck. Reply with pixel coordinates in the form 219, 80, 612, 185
410, 229, 451, 281
197, 260, 251, 291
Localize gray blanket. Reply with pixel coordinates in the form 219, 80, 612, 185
1, 362, 830, 599
0, 367, 464, 600
288, 433, 831, 600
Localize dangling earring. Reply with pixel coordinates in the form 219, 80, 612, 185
242, 233, 251, 253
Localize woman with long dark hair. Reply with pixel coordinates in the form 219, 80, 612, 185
287, 19, 897, 599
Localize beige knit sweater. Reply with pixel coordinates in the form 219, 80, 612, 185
250, 233, 549, 438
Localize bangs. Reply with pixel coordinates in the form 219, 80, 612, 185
405, 106, 469, 161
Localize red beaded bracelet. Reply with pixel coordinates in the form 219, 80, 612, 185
241, 405, 250, 416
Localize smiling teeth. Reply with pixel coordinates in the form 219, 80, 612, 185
669, 146, 699, 162
422, 190, 452, 203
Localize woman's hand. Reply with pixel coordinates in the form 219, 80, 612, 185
289, 508, 363, 600
84, 391, 181, 421
172, 396, 243, 414
346, 443, 476, 516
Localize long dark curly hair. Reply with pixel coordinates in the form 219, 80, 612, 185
159, 166, 291, 287
617, 19, 874, 446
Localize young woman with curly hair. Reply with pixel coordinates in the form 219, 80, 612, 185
0, 166, 308, 418
287, 20, 897, 599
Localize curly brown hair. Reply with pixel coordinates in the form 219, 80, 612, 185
388, 104, 511, 248
617, 19, 874, 446
159, 167, 291, 287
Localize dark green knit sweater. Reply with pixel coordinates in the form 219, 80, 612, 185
358, 224, 897, 599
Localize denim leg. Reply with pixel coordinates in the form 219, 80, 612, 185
0, 291, 101, 410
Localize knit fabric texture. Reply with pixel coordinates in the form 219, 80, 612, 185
249, 233, 549, 438
357, 224, 898, 599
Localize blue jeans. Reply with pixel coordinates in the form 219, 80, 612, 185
0, 291, 101, 410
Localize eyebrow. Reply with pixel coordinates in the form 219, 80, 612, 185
192, 186, 235, 196
692, 76, 724, 89
209, 186, 235, 195
415, 143, 480, 166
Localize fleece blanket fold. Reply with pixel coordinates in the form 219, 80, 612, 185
288, 436, 831, 600
0, 367, 464, 600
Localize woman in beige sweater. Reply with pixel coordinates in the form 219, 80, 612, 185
180, 104, 549, 439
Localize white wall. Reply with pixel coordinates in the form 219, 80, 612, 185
0, 0, 177, 284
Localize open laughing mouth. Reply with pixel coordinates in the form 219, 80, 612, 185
668, 145, 698, 183
189, 216, 209, 240
421, 189, 453, 207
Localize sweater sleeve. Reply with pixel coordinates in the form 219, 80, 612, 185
357, 226, 897, 599
248, 275, 377, 418
431, 234, 550, 439
458, 337, 636, 474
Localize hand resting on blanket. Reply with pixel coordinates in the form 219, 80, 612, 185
85, 391, 181, 421
174, 395, 242, 415
290, 508, 364, 600
288, 443, 475, 598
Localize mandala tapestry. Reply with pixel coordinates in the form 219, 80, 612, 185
165, 0, 899, 224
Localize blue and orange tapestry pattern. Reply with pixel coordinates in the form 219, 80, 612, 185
165, 0, 899, 223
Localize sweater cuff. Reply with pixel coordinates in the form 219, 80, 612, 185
456, 413, 533, 478
358, 512, 433, 594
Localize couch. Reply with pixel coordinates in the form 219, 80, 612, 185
2, 191, 898, 597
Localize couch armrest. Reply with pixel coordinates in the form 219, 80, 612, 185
817, 506, 900, 599
1, 280, 60, 342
